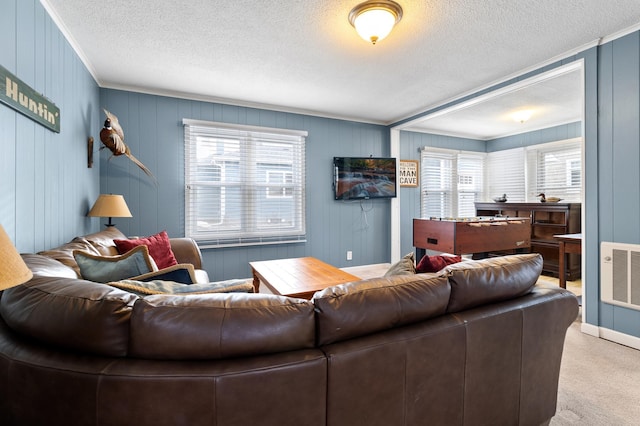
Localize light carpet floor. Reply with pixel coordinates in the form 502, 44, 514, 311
551, 311, 640, 425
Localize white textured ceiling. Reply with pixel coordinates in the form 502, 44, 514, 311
406, 65, 584, 139
43, 0, 640, 138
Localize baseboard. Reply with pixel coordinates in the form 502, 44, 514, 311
580, 322, 599, 337
341, 262, 391, 270
581, 323, 640, 350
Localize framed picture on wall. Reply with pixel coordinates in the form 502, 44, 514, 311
399, 160, 419, 187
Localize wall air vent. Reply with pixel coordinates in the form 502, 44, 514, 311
601, 242, 640, 311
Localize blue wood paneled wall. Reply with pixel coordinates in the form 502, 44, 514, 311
99, 89, 391, 281
596, 31, 640, 338
0, 0, 100, 252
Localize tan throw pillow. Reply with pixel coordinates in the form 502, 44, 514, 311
108, 278, 255, 296
384, 252, 416, 276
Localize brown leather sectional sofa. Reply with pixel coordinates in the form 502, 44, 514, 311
0, 230, 578, 426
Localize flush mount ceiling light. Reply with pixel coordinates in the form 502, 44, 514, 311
512, 109, 533, 123
348, 0, 403, 45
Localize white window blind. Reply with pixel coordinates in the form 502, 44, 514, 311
486, 147, 526, 202
525, 138, 582, 202
183, 119, 307, 247
457, 152, 485, 216
420, 148, 485, 218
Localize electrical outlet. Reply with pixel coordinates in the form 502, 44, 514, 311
346, 250, 353, 261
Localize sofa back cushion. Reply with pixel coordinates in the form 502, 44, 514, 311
0, 255, 138, 357
37, 237, 100, 277
444, 253, 543, 313
313, 274, 451, 346
19, 253, 78, 279
128, 294, 316, 359
84, 226, 127, 256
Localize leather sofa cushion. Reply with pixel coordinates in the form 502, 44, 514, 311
37, 237, 100, 277
444, 253, 542, 313
168, 237, 204, 269
20, 253, 78, 279
313, 274, 451, 346
1, 254, 138, 357
84, 227, 127, 256
129, 294, 316, 359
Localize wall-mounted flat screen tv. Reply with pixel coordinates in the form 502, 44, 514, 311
333, 157, 397, 200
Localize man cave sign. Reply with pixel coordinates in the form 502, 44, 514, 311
399, 160, 418, 187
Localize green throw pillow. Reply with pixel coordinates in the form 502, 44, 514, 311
73, 245, 155, 283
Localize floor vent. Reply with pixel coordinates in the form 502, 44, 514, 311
601, 242, 640, 311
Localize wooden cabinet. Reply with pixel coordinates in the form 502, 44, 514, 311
475, 202, 581, 280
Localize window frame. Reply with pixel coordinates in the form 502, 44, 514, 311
183, 119, 307, 248
419, 147, 486, 218
484, 137, 582, 203
524, 137, 582, 202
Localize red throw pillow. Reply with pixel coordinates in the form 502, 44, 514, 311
114, 230, 178, 269
416, 254, 462, 273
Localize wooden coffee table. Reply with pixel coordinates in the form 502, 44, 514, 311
249, 257, 360, 299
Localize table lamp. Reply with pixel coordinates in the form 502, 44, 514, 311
87, 194, 132, 227
0, 225, 33, 290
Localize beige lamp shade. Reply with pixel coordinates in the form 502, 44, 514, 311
0, 225, 33, 290
87, 194, 132, 227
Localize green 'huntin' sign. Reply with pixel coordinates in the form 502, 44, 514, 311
0, 64, 60, 133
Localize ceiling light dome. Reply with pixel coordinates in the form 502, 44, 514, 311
348, 0, 403, 45
512, 110, 533, 123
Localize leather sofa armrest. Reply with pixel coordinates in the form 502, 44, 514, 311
169, 238, 203, 269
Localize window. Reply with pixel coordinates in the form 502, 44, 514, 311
183, 119, 306, 247
484, 138, 582, 203
567, 159, 581, 187
485, 147, 526, 202
525, 138, 582, 201
266, 171, 293, 199
420, 148, 485, 218
420, 139, 581, 219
